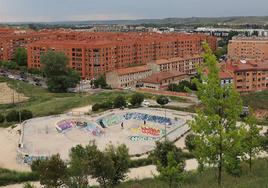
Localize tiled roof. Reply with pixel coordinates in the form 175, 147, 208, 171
114, 65, 151, 76
142, 71, 187, 84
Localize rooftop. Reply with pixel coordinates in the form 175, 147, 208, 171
113, 65, 151, 76
153, 55, 203, 65
142, 71, 187, 84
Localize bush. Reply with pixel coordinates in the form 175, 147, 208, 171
21, 110, 33, 121
130, 93, 144, 107
114, 95, 126, 108
6, 110, 19, 122
0, 113, 5, 123
92, 103, 102, 112
92, 101, 113, 112
129, 158, 153, 168
0, 168, 38, 186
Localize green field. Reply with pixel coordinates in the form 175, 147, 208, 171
0, 77, 187, 121
242, 90, 268, 110
114, 158, 268, 188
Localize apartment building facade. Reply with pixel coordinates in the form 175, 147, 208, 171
228, 37, 268, 61
220, 60, 268, 92
27, 32, 216, 79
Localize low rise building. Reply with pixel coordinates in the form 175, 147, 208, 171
106, 65, 152, 88
141, 71, 189, 90
148, 55, 203, 75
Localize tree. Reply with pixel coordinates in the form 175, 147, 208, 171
68, 142, 130, 188
104, 144, 130, 185
41, 50, 80, 93
189, 43, 243, 186
21, 110, 33, 121
6, 110, 19, 122
185, 134, 196, 152
90, 150, 115, 188
130, 93, 144, 107
32, 154, 68, 188
113, 95, 126, 108
67, 145, 93, 188
14, 48, 27, 66
156, 95, 169, 106
0, 113, 5, 123
93, 75, 108, 89
151, 141, 185, 170
157, 151, 184, 188
242, 110, 262, 172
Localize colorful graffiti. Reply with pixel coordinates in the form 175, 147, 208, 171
22, 155, 47, 165
97, 114, 124, 127
129, 136, 159, 142
56, 119, 104, 136
131, 125, 165, 137
84, 123, 104, 136
124, 112, 174, 126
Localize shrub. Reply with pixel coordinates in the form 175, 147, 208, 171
0, 113, 5, 123
21, 110, 33, 121
129, 158, 153, 168
0, 168, 38, 186
6, 110, 19, 122
92, 103, 101, 112
114, 95, 126, 108
130, 93, 144, 107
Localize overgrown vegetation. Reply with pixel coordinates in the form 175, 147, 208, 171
0, 168, 38, 186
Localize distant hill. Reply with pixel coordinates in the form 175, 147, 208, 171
3, 16, 268, 26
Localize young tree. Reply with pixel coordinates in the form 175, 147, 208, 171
32, 154, 68, 188
104, 144, 130, 185
242, 110, 262, 172
189, 43, 243, 186
67, 145, 91, 188
41, 50, 80, 92
151, 140, 185, 170
157, 151, 184, 188
113, 95, 126, 108
13, 48, 27, 66
130, 93, 144, 107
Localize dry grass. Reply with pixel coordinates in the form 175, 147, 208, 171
0, 83, 28, 105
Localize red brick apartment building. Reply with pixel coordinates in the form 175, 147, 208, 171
228, 37, 268, 61
220, 60, 268, 92
26, 32, 216, 79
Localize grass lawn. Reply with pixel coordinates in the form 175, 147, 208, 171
115, 158, 268, 188
242, 90, 268, 110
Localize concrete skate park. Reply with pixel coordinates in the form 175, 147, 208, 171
18, 108, 192, 164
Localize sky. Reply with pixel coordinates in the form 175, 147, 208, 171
0, 0, 268, 22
